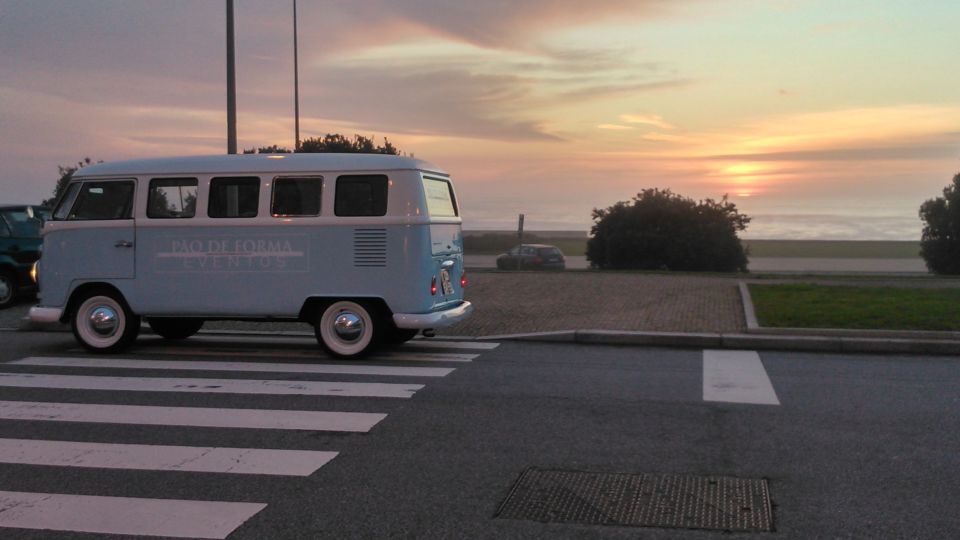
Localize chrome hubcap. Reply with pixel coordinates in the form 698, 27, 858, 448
89, 306, 119, 337
333, 311, 364, 342
0, 279, 10, 301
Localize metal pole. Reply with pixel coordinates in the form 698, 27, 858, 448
517, 213, 524, 270
293, 0, 301, 152
226, 0, 237, 154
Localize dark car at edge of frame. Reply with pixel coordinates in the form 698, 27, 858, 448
0, 205, 48, 308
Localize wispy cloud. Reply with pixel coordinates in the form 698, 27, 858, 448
620, 114, 675, 129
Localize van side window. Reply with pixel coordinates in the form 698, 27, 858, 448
148, 178, 198, 219
335, 175, 388, 217
66, 181, 135, 220
272, 177, 322, 217
208, 177, 260, 218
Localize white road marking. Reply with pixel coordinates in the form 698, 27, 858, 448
13, 356, 454, 377
0, 373, 423, 398
0, 438, 336, 476
702, 350, 780, 405
0, 490, 265, 539
406, 340, 500, 350
0, 400, 384, 432
122, 346, 479, 363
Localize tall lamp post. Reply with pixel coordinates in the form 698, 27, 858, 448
226, 0, 237, 154
293, 0, 301, 152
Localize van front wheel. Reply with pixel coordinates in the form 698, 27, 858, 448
71, 290, 140, 353
315, 300, 380, 358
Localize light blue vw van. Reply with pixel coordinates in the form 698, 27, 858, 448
30, 154, 472, 358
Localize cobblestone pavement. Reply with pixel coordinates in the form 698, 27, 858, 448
444, 271, 745, 336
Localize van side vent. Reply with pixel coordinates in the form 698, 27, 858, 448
353, 228, 387, 267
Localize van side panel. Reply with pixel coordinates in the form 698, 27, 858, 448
131, 223, 441, 317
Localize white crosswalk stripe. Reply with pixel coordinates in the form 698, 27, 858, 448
703, 349, 780, 405
0, 438, 337, 476
124, 346, 480, 363
12, 356, 455, 377
0, 490, 266, 539
0, 338, 496, 537
0, 372, 424, 398
0, 400, 386, 431
404, 339, 500, 350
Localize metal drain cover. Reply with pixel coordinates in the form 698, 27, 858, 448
496, 468, 773, 533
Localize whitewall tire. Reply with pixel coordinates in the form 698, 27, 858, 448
315, 300, 380, 358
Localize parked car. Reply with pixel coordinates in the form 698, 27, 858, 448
0, 205, 48, 308
496, 244, 566, 270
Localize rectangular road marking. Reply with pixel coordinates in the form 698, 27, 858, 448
0, 438, 336, 476
0, 490, 265, 539
0, 373, 423, 398
14, 356, 455, 377
407, 340, 500, 350
0, 400, 385, 432
123, 346, 479, 363
703, 350, 780, 405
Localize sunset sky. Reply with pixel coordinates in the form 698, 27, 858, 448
1, 0, 957, 238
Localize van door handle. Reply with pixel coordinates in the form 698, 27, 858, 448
441, 259, 455, 268
114, 240, 134, 248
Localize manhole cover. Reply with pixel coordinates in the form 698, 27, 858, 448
496, 468, 773, 533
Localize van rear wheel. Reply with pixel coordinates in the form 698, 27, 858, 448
315, 300, 380, 358
71, 290, 140, 353
147, 318, 204, 340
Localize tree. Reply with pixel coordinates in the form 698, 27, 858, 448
919, 173, 960, 275
42, 157, 100, 207
243, 134, 399, 155
243, 145, 291, 154
586, 188, 751, 272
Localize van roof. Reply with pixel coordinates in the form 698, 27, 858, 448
74, 153, 448, 178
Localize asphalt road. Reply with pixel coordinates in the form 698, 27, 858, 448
0, 331, 957, 539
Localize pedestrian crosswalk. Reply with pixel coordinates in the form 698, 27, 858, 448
0, 339, 498, 538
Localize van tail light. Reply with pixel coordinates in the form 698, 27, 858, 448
430, 276, 437, 296
460, 271, 468, 288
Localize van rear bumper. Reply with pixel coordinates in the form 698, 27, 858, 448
393, 301, 473, 329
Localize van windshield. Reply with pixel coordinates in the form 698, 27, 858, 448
422, 177, 458, 217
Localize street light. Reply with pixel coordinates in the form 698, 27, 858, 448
226, 0, 237, 154
293, 0, 301, 152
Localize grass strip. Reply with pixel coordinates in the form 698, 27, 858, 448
749, 283, 960, 331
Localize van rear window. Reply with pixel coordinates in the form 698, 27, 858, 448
422, 177, 458, 217
335, 175, 387, 217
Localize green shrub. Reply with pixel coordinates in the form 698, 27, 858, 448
586, 188, 750, 272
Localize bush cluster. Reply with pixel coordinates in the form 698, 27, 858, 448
586, 188, 750, 272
